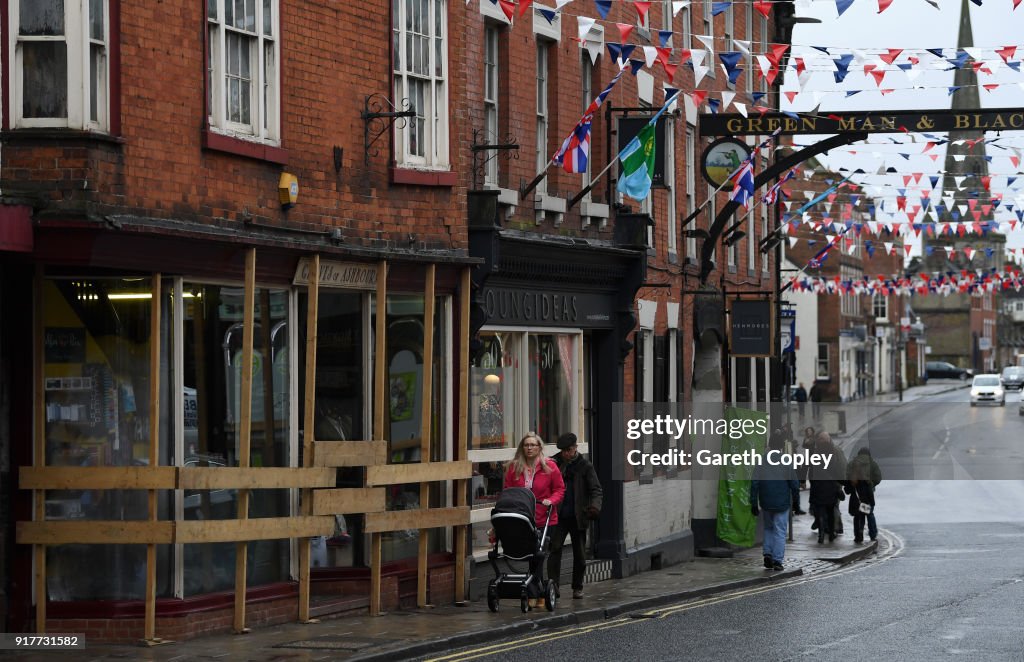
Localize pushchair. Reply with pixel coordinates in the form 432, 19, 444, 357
486, 487, 557, 613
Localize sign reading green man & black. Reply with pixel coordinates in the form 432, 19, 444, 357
700, 108, 1024, 136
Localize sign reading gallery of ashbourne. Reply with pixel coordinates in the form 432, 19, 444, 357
293, 258, 378, 290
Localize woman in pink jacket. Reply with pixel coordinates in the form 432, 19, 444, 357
503, 432, 565, 529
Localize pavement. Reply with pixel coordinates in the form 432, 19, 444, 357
8, 522, 882, 662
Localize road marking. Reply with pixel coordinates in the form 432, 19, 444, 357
428, 531, 904, 662
932, 426, 951, 461
424, 617, 634, 662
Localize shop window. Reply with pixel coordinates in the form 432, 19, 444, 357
298, 289, 366, 568
181, 283, 290, 595
42, 277, 172, 601
374, 294, 449, 563
469, 329, 582, 550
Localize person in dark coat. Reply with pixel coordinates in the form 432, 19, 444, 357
808, 432, 846, 544
808, 381, 823, 420
547, 433, 603, 600
750, 433, 800, 571
846, 447, 882, 543
793, 382, 808, 420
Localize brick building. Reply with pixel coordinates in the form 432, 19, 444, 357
783, 167, 906, 404
1, 0, 794, 642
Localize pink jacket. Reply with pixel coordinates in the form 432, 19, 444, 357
504, 458, 566, 527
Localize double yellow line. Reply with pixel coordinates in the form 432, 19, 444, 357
428, 530, 904, 662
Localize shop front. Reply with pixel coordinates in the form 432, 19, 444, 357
6, 225, 474, 641
466, 192, 646, 589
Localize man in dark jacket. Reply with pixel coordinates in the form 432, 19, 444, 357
750, 434, 800, 571
547, 433, 603, 599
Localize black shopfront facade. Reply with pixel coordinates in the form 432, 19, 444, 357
465, 191, 646, 590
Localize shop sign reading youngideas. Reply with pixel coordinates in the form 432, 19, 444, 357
482, 287, 614, 328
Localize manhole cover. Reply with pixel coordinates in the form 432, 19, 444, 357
276, 635, 394, 651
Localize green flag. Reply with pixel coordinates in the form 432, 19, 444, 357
617, 122, 656, 201
715, 406, 769, 547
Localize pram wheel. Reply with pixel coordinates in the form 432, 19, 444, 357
520, 590, 530, 613
544, 581, 557, 611
487, 584, 499, 612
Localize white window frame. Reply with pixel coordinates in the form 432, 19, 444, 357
581, 54, 594, 199
685, 125, 696, 259
665, 117, 677, 255
535, 40, 550, 196
11, 0, 109, 130
702, 0, 714, 79
207, 0, 280, 144
393, 0, 450, 169
873, 294, 888, 321
817, 343, 830, 380
483, 25, 500, 187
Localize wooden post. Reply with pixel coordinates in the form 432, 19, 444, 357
454, 267, 470, 603
234, 248, 256, 633
298, 255, 320, 623
33, 266, 46, 633
370, 261, 387, 616
144, 273, 162, 642
417, 265, 435, 607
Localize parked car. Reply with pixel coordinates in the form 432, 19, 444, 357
1000, 366, 1024, 391
969, 374, 1005, 407
925, 361, 972, 381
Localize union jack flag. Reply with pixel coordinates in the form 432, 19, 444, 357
729, 160, 756, 208
762, 168, 796, 205
553, 66, 627, 173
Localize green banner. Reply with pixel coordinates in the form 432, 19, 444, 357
715, 406, 769, 547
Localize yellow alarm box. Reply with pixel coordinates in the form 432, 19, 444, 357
278, 172, 299, 208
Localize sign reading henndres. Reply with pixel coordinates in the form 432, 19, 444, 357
699, 108, 1024, 136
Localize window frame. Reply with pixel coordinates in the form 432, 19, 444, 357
206, 0, 280, 145
817, 343, 830, 380
393, 0, 450, 170
483, 24, 500, 186
535, 39, 551, 196
10, 0, 112, 131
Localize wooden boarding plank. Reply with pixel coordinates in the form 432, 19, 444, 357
455, 267, 470, 603
178, 467, 335, 490
146, 272, 162, 642
364, 506, 470, 533
366, 461, 472, 486
177, 516, 335, 544
373, 261, 387, 441
312, 440, 388, 468
17, 520, 175, 545
418, 265, 435, 607
299, 254, 319, 625
370, 532, 382, 616
32, 266, 46, 633
235, 247, 257, 633
312, 488, 386, 515
19, 466, 177, 490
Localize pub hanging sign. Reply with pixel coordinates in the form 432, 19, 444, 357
729, 299, 774, 357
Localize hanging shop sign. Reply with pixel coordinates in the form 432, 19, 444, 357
293, 258, 378, 289
729, 299, 774, 357
780, 308, 796, 354
700, 108, 1024, 137
701, 137, 752, 187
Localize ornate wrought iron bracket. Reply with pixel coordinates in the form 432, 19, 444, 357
361, 94, 415, 167
471, 128, 519, 189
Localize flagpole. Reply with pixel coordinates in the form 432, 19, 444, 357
521, 158, 556, 198
567, 90, 680, 211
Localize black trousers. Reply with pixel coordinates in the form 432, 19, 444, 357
547, 518, 586, 591
813, 503, 835, 537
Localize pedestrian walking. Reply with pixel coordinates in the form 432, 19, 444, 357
547, 433, 602, 600
809, 381, 823, 420
503, 432, 565, 609
846, 447, 882, 543
750, 433, 800, 570
808, 432, 846, 543
793, 382, 808, 420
